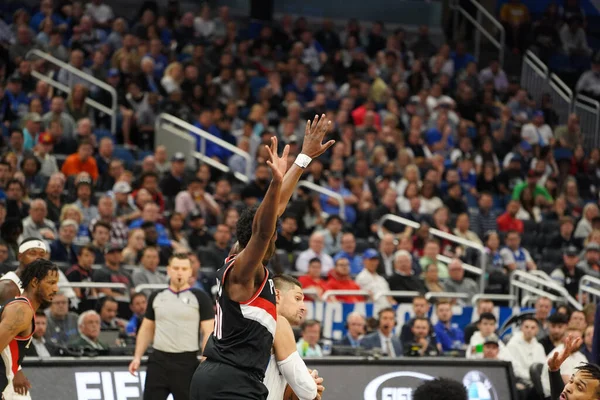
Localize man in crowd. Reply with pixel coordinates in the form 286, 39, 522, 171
68, 310, 108, 351
44, 291, 79, 348
434, 301, 465, 353
540, 313, 569, 354
506, 316, 547, 388
361, 308, 403, 357
337, 312, 366, 348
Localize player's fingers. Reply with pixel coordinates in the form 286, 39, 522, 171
315, 377, 324, 384
305, 119, 311, 136
311, 114, 319, 131
321, 139, 335, 152
282, 144, 290, 159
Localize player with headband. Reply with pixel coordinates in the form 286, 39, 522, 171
0, 238, 72, 399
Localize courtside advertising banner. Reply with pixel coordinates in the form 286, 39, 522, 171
22, 358, 516, 400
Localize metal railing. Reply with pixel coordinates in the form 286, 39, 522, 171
321, 290, 371, 301
376, 214, 486, 293
58, 282, 130, 302
449, 0, 505, 65
192, 151, 249, 183
156, 113, 253, 179
134, 283, 168, 293
510, 270, 581, 310
297, 180, 346, 220
437, 254, 481, 276
521, 50, 551, 105
579, 275, 600, 304
549, 73, 573, 125
26, 49, 118, 134
424, 292, 469, 301
471, 294, 516, 306
573, 94, 600, 149
374, 291, 421, 301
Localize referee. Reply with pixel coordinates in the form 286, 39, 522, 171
128, 253, 214, 400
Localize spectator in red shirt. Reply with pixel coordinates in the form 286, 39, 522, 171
496, 200, 524, 233
324, 257, 364, 303
298, 258, 328, 300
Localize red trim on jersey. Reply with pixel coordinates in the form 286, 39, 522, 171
240, 267, 269, 305
9, 340, 18, 375
221, 257, 236, 284
247, 296, 277, 322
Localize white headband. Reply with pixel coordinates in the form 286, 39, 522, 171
19, 240, 48, 254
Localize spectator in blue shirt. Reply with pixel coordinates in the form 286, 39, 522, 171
333, 232, 364, 274
451, 42, 476, 73
433, 301, 465, 352
128, 203, 171, 247
457, 155, 478, 196
320, 171, 358, 225
146, 39, 169, 80
285, 71, 315, 104
125, 292, 147, 336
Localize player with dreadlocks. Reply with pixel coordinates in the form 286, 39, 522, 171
548, 334, 600, 400
0, 259, 59, 396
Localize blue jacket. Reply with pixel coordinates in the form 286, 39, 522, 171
433, 321, 464, 352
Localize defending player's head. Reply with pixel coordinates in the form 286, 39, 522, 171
20, 258, 59, 307
562, 364, 600, 400
167, 252, 192, 291
18, 238, 49, 267
413, 378, 467, 400
236, 205, 278, 264
273, 274, 306, 326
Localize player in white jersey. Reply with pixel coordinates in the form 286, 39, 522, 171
264, 275, 324, 400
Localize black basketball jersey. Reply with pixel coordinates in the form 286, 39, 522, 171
203, 255, 277, 378
0, 297, 34, 392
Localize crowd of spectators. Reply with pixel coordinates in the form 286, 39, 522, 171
0, 0, 599, 390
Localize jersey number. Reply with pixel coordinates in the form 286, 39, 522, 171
214, 302, 223, 339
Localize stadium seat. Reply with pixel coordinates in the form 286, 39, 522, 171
540, 220, 561, 235
112, 145, 136, 169
529, 363, 545, 400
355, 238, 372, 253
94, 129, 114, 143
297, 236, 309, 251
541, 248, 563, 265
522, 220, 539, 234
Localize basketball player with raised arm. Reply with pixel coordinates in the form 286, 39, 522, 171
264, 274, 324, 400
190, 115, 334, 400
0, 259, 59, 398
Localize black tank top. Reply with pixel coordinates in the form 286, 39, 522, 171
203, 255, 277, 378
0, 297, 35, 392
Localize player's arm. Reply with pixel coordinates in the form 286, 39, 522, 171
273, 316, 319, 400
229, 138, 286, 298
0, 281, 21, 304
128, 318, 155, 375
276, 114, 334, 217
0, 302, 32, 352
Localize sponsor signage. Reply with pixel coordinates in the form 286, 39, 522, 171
22, 358, 516, 400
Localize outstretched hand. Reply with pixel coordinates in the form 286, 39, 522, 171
301, 114, 335, 159
548, 334, 582, 371
265, 136, 289, 182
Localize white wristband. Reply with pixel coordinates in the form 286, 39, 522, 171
294, 154, 312, 169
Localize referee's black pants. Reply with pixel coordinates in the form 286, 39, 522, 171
144, 349, 199, 400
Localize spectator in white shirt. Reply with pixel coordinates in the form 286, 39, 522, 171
295, 231, 334, 274
467, 313, 510, 359
560, 16, 591, 57
85, 0, 114, 29
521, 111, 554, 147
479, 59, 509, 93
576, 55, 600, 99
506, 316, 547, 387
355, 249, 396, 313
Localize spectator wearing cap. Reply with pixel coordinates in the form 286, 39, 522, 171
160, 152, 188, 198
35, 132, 59, 178
551, 246, 586, 298
578, 242, 600, 276
22, 112, 42, 151
72, 176, 99, 227
61, 139, 99, 181
113, 181, 138, 221
549, 217, 582, 250
93, 243, 132, 298
42, 96, 77, 138
50, 219, 80, 265
443, 259, 478, 303
175, 178, 220, 221
323, 257, 363, 303
355, 249, 395, 312
540, 312, 569, 355
499, 230, 536, 272
21, 198, 57, 242
320, 171, 358, 225
131, 246, 167, 295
